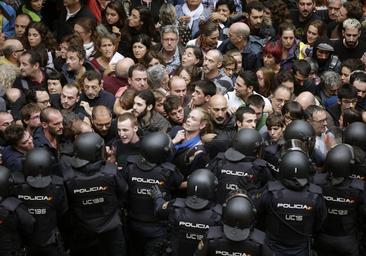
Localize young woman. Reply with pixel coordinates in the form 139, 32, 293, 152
299, 20, 326, 59
256, 67, 278, 97
277, 22, 300, 72
101, 1, 126, 36
181, 45, 203, 68
131, 34, 151, 64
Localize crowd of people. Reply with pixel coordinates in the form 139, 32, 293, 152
0, 0, 366, 255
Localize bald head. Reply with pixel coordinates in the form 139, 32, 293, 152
2, 39, 23, 60
230, 22, 250, 38
209, 95, 228, 125
115, 58, 135, 78
295, 91, 316, 110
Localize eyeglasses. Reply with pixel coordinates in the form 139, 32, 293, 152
312, 118, 327, 124
14, 48, 25, 53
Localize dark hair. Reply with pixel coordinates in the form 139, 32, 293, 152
350, 71, 366, 85
74, 17, 99, 43
338, 84, 357, 100
237, 70, 259, 92
235, 106, 256, 122
4, 124, 25, 146
215, 0, 235, 13
120, 88, 137, 110
266, 112, 285, 128
193, 80, 216, 97
199, 20, 219, 37
47, 69, 67, 86
27, 22, 57, 51
144, 50, 166, 66
130, 6, 156, 36
277, 70, 294, 83
278, 21, 296, 36
131, 34, 152, 62
342, 108, 362, 127
343, 1, 363, 20
128, 64, 147, 78
102, 1, 126, 30
184, 45, 204, 67
20, 102, 41, 124
341, 58, 365, 72
164, 95, 182, 114
67, 44, 86, 61
281, 100, 304, 120
246, 1, 265, 14
83, 70, 102, 84
247, 94, 265, 110
136, 89, 155, 108
293, 60, 311, 77
305, 20, 326, 43
20, 50, 42, 66
304, 105, 325, 121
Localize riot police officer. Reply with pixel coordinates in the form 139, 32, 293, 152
257, 150, 327, 256
150, 168, 222, 256
208, 128, 272, 203
194, 190, 274, 256
12, 148, 68, 256
63, 132, 128, 256
0, 166, 35, 256
343, 122, 366, 181
313, 144, 366, 256
123, 131, 184, 256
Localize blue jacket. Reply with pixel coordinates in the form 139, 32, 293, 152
2, 145, 24, 173
0, 1, 15, 38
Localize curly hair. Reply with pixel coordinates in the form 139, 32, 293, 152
26, 22, 57, 51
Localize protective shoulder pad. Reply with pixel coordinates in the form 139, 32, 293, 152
216, 152, 225, 160
212, 204, 222, 215
249, 228, 266, 245
268, 180, 283, 191
172, 198, 186, 208
1, 197, 22, 211
207, 226, 223, 239
350, 179, 365, 191
308, 183, 322, 195
253, 159, 267, 169
224, 147, 246, 162
51, 175, 64, 185
102, 162, 118, 176
161, 162, 176, 172
126, 155, 139, 163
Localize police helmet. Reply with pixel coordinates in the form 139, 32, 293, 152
185, 169, 218, 210
279, 150, 310, 186
0, 166, 10, 198
232, 128, 263, 156
343, 122, 366, 151
72, 132, 105, 168
23, 148, 53, 176
325, 144, 355, 178
222, 191, 256, 241
141, 132, 172, 164
284, 120, 315, 151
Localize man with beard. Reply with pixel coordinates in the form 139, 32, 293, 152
132, 90, 171, 134
91, 105, 117, 145
311, 38, 341, 73
202, 50, 233, 93
292, 60, 317, 97
350, 71, 366, 111
2, 124, 34, 172
289, 0, 320, 39
334, 19, 366, 61
80, 70, 116, 113
164, 95, 185, 126
32, 107, 63, 171
20, 103, 41, 135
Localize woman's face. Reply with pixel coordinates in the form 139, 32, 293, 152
202, 29, 220, 49
74, 24, 91, 43
179, 69, 192, 86
47, 79, 62, 94
100, 38, 116, 59
306, 25, 318, 45
128, 9, 141, 28
182, 48, 200, 67
132, 42, 148, 60
148, 57, 161, 67
216, 4, 231, 18
281, 30, 295, 49
30, 0, 43, 12
28, 28, 42, 48
263, 53, 276, 67
105, 7, 119, 25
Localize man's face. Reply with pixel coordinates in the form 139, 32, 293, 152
61, 86, 79, 109
353, 80, 366, 101
0, 114, 14, 133
16, 131, 34, 152
46, 112, 63, 136
83, 78, 101, 100
228, 28, 241, 46
170, 79, 187, 103
224, 63, 236, 78
268, 125, 284, 142
234, 76, 252, 100
294, 71, 308, 86
117, 119, 138, 144
343, 27, 360, 48
132, 96, 149, 118
340, 98, 357, 111
128, 70, 148, 91
202, 51, 220, 74
192, 87, 207, 107
19, 54, 37, 77
168, 106, 184, 125
183, 109, 204, 132
272, 88, 291, 113
249, 9, 264, 30
328, 0, 341, 21
323, 83, 339, 97
298, 0, 314, 19
237, 113, 257, 129
36, 91, 51, 110
66, 51, 83, 72
316, 49, 330, 62
15, 16, 30, 38
92, 114, 112, 136
162, 32, 178, 52
310, 110, 327, 135
48, 79, 62, 94
25, 111, 41, 129
209, 100, 228, 125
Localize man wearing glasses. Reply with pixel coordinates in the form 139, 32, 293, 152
0, 38, 24, 66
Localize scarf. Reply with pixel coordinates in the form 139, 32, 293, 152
175, 135, 201, 152
182, 3, 204, 29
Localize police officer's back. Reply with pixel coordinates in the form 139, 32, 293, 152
257, 150, 327, 256
151, 169, 222, 256
313, 144, 366, 256
12, 148, 68, 256
208, 128, 272, 203
194, 190, 274, 256
123, 132, 183, 256
62, 132, 128, 256
0, 166, 35, 256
